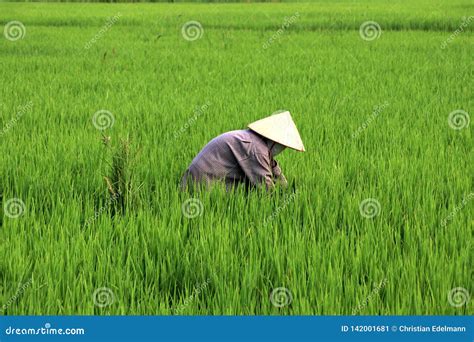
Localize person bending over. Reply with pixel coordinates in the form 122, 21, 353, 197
181, 111, 305, 190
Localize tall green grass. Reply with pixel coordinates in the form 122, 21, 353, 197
0, 1, 472, 315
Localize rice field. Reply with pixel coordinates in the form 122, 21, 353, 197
0, 0, 472, 315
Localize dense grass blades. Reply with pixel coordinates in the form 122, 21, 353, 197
0, 1, 472, 315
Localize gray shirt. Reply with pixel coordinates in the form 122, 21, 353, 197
181, 129, 286, 189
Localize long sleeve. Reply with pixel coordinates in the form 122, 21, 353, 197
271, 159, 288, 187
237, 153, 275, 189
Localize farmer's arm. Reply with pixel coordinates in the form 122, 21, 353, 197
271, 159, 288, 188
238, 153, 275, 189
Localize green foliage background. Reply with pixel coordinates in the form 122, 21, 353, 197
0, 0, 472, 315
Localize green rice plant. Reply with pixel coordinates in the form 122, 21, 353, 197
0, 0, 471, 316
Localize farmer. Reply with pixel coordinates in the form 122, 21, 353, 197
181, 111, 305, 190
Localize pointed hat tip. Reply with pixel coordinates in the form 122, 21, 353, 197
248, 110, 305, 152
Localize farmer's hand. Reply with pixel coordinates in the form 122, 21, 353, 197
271, 159, 288, 188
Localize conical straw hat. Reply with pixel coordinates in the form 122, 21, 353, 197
248, 111, 305, 152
